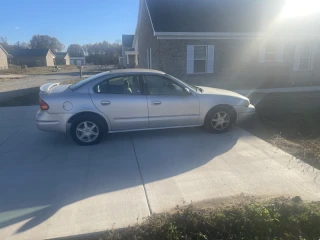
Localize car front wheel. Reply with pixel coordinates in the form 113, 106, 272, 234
70, 116, 105, 145
205, 107, 234, 133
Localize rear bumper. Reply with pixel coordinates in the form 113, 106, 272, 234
36, 109, 68, 133
234, 104, 255, 123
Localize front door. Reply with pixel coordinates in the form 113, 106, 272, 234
90, 75, 148, 131
144, 75, 200, 128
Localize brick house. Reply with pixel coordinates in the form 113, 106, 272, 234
0, 45, 8, 70
134, 0, 320, 87
119, 34, 138, 68
10, 49, 55, 67
55, 52, 70, 65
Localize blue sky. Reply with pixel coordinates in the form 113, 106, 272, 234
0, 0, 139, 49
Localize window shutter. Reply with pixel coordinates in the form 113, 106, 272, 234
259, 45, 265, 63
207, 45, 214, 73
310, 44, 318, 70
187, 45, 194, 74
277, 43, 284, 62
147, 49, 149, 69
293, 45, 300, 71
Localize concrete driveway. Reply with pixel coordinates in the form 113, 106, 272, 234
1, 106, 320, 240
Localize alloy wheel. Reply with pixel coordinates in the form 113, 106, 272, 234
76, 121, 99, 143
211, 111, 230, 131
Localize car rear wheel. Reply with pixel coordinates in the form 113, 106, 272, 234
205, 107, 234, 133
70, 116, 105, 145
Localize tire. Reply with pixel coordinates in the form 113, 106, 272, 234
205, 107, 234, 133
70, 115, 106, 145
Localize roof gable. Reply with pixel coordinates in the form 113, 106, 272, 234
145, 0, 286, 33
0, 45, 8, 55
122, 35, 134, 48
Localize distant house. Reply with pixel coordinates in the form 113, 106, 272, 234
119, 34, 138, 68
10, 49, 55, 67
0, 45, 8, 69
70, 57, 85, 66
55, 52, 70, 65
134, 0, 320, 86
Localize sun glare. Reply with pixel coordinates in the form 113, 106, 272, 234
281, 0, 320, 18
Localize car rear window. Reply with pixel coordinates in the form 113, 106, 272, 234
69, 71, 110, 90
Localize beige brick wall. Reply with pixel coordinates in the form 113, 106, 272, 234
46, 51, 55, 66
65, 54, 70, 65
0, 48, 8, 69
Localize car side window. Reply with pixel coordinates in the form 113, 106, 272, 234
145, 75, 186, 96
94, 75, 141, 95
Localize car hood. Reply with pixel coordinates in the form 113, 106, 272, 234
198, 86, 247, 99
197, 86, 250, 105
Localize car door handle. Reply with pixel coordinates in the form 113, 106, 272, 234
151, 101, 162, 105
101, 101, 111, 106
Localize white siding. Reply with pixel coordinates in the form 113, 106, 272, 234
310, 44, 318, 70
293, 45, 300, 71
259, 45, 265, 63
276, 43, 284, 62
207, 45, 214, 73
187, 45, 194, 74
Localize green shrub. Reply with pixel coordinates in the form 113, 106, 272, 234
102, 197, 320, 240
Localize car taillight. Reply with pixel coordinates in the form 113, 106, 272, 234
39, 98, 49, 110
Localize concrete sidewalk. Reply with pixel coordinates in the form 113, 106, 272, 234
0, 106, 320, 240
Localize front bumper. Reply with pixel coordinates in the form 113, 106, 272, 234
234, 104, 255, 123
36, 109, 68, 133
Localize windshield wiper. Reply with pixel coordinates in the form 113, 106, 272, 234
192, 85, 203, 93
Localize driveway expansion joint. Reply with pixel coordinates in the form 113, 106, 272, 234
131, 135, 152, 215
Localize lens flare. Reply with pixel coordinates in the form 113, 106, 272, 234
281, 0, 320, 19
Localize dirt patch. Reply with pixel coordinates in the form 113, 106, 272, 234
240, 91, 320, 170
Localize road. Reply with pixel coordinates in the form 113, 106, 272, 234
0, 106, 320, 240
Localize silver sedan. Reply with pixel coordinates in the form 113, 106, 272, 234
36, 69, 255, 145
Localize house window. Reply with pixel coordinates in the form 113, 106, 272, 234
264, 43, 277, 62
36, 60, 40, 66
299, 45, 311, 71
194, 46, 207, 73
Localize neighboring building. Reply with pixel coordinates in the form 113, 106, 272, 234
0, 45, 8, 70
10, 49, 55, 67
119, 34, 138, 68
135, 0, 320, 86
55, 52, 70, 65
7, 54, 14, 66
70, 57, 85, 66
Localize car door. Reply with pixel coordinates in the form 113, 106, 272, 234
90, 74, 148, 131
144, 74, 200, 128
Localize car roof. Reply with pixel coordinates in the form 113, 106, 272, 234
109, 68, 165, 75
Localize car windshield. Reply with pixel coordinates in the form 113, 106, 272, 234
165, 74, 197, 91
69, 71, 110, 90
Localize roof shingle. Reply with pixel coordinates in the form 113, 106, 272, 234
10, 49, 51, 57
145, 0, 286, 33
